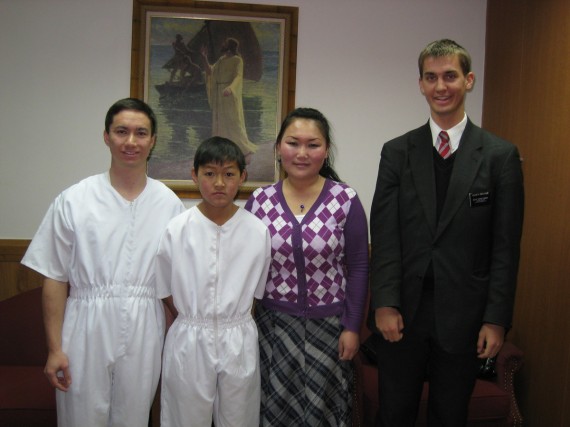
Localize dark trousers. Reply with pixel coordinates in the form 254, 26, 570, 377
375, 290, 481, 427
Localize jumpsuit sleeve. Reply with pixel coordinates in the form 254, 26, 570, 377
155, 227, 174, 300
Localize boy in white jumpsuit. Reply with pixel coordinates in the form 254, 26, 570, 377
21, 98, 185, 427
156, 136, 271, 427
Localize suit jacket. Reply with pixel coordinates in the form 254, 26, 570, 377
369, 119, 524, 353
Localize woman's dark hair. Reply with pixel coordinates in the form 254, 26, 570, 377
276, 107, 341, 182
104, 98, 157, 136
194, 136, 246, 173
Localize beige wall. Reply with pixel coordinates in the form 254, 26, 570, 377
0, 0, 487, 238
483, 1, 570, 425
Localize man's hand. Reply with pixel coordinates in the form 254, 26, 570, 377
477, 323, 505, 359
45, 350, 71, 392
42, 278, 70, 391
375, 307, 404, 342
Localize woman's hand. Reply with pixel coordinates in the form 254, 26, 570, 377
338, 330, 360, 361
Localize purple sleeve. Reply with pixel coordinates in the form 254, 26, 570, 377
340, 193, 370, 332
244, 195, 254, 212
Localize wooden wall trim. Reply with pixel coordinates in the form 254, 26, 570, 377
0, 239, 42, 301
0, 239, 32, 261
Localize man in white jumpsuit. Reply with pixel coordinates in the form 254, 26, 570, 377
155, 136, 271, 427
21, 98, 185, 427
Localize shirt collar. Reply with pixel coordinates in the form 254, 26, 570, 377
429, 113, 468, 154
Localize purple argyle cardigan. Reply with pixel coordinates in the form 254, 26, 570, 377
245, 179, 369, 332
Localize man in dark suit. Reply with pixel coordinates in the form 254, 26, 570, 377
369, 39, 524, 426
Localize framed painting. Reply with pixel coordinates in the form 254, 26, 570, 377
131, 0, 298, 198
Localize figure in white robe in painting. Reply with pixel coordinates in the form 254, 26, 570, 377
201, 38, 258, 164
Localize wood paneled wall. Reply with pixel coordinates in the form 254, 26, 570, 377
483, 1, 570, 425
0, 240, 42, 301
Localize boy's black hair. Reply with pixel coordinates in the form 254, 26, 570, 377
193, 136, 246, 173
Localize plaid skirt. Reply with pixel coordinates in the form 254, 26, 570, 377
255, 303, 353, 427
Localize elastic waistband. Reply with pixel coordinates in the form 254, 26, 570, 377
69, 285, 155, 300
176, 313, 253, 329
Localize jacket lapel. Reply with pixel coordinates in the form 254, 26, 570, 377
436, 120, 483, 239
409, 123, 437, 236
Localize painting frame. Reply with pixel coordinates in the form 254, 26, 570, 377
131, 0, 298, 199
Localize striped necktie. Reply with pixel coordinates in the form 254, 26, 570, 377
437, 130, 451, 159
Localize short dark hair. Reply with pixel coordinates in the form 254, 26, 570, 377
276, 107, 341, 182
418, 39, 472, 77
193, 136, 246, 173
104, 98, 157, 136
